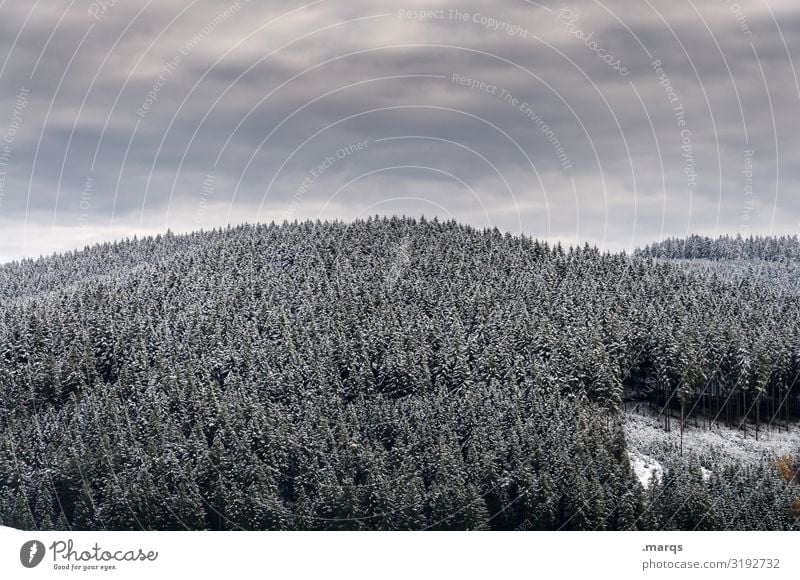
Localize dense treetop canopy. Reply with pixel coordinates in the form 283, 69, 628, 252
0, 218, 798, 530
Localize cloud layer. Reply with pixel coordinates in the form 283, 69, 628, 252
0, 0, 798, 260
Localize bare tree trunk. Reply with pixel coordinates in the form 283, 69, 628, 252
726, 393, 731, 429
702, 391, 707, 430
742, 391, 747, 438
787, 391, 791, 433
756, 394, 760, 441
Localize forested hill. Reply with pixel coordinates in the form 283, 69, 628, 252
637, 234, 800, 262
636, 233, 800, 295
0, 218, 798, 531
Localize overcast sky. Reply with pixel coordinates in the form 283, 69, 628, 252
0, 0, 798, 261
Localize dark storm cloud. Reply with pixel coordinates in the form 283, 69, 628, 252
0, 0, 798, 260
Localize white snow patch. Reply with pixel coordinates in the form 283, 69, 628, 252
624, 408, 800, 470
628, 451, 663, 488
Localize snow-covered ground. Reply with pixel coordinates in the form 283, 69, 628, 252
624, 409, 800, 486
628, 451, 664, 487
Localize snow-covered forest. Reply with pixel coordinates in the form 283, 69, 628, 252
638, 234, 800, 262
0, 217, 798, 530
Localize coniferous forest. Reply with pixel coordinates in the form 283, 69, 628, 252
1, 217, 799, 531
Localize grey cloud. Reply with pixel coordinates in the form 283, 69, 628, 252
0, 0, 798, 260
